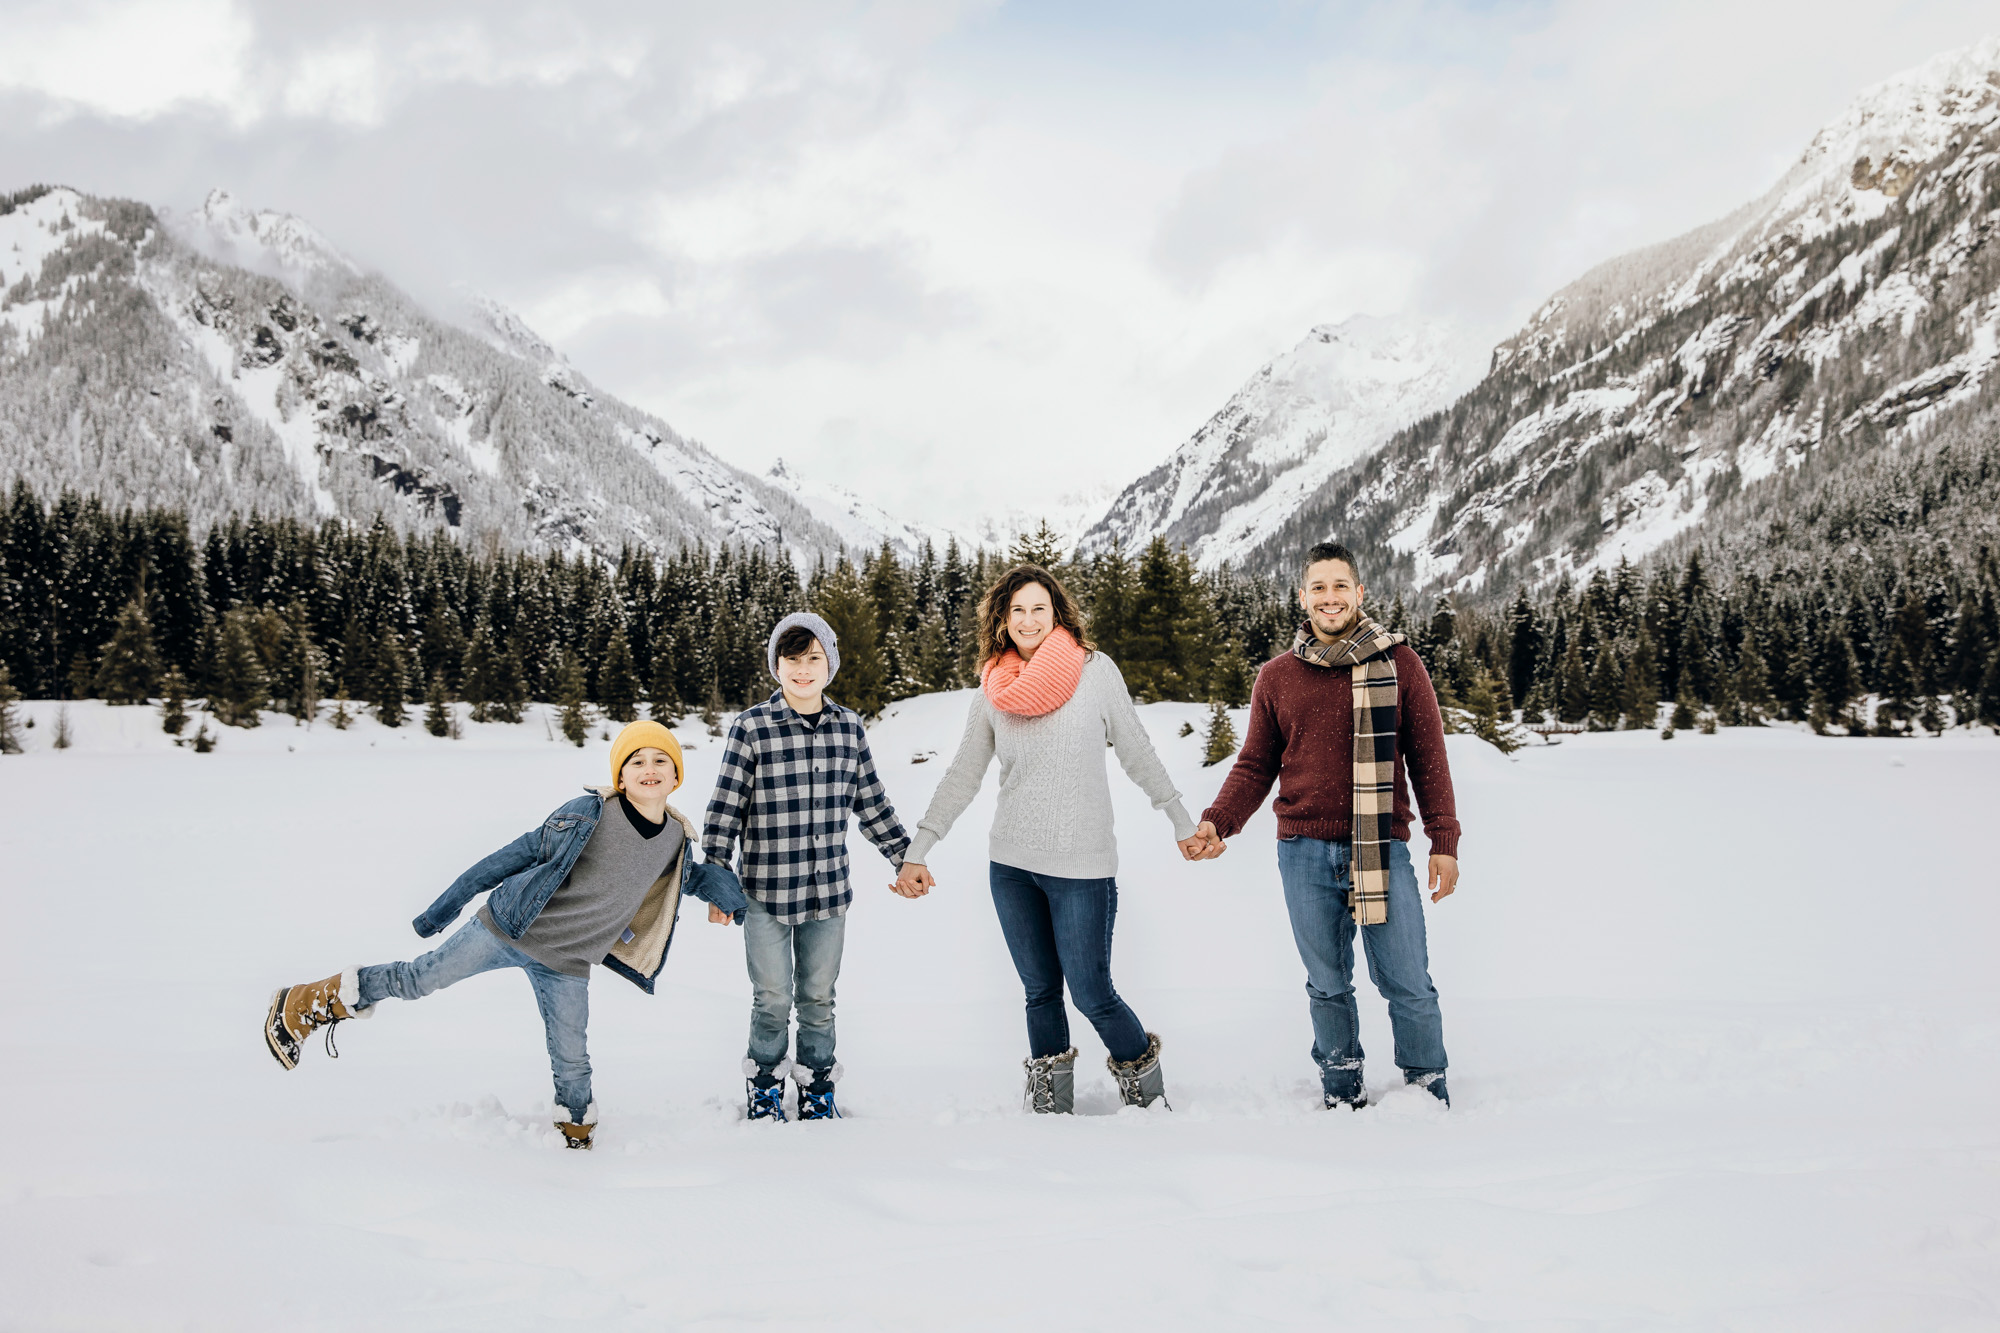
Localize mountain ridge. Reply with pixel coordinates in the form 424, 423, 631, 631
0, 184, 900, 564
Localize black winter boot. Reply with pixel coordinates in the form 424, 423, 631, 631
745, 1059, 788, 1122
794, 1063, 842, 1121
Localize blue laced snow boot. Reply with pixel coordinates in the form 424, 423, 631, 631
1407, 1071, 1449, 1107
794, 1063, 842, 1121
745, 1060, 788, 1122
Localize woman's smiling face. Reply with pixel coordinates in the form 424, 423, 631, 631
1007, 582, 1054, 656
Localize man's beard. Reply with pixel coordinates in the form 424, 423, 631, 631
1312, 606, 1360, 638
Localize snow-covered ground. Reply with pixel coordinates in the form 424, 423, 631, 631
2, 696, 1998, 1330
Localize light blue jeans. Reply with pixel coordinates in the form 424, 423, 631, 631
743, 899, 846, 1078
1275, 836, 1447, 1099
356, 919, 593, 1122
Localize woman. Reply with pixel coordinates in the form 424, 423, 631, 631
894, 565, 1205, 1113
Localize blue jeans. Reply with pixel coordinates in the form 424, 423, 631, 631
1274, 836, 1446, 1098
743, 899, 846, 1076
988, 862, 1149, 1063
356, 920, 593, 1122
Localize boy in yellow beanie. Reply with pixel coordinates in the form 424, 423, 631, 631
263, 721, 747, 1149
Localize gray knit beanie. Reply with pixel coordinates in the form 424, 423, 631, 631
767, 611, 841, 684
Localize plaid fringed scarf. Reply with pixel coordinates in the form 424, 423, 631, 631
1293, 617, 1403, 926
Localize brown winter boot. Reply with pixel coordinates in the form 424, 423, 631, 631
555, 1102, 598, 1150
264, 970, 363, 1070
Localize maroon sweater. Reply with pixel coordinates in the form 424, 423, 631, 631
1202, 644, 1461, 858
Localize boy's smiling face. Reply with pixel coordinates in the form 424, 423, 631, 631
780, 639, 830, 704
620, 746, 678, 798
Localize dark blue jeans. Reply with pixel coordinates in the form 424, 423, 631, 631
1275, 836, 1446, 1099
988, 861, 1149, 1063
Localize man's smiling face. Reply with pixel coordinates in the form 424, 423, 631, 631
1298, 558, 1363, 641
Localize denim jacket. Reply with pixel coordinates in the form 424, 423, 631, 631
413, 788, 749, 994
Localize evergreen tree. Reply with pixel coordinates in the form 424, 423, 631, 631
1977, 645, 2000, 731
460, 621, 497, 722
1008, 520, 1067, 570
1086, 542, 1134, 666
1506, 587, 1542, 707
913, 618, 955, 694
1730, 629, 1773, 725
648, 636, 684, 722
813, 561, 886, 719
495, 646, 528, 724
1881, 593, 1933, 731
209, 609, 268, 727
1123, 537, 1194, 701
1678, 619, 1718, 705
1670, 687, 1697, 730
557, 656, 591, 746
597, 623, 640, 722
1207, 638, 1255, 707
0, 664, 20, 755
1463, 665, 1523, 753
1200, 700, 1239, 766
372, 634, 410, 728
424, 674, 453, 737
1620, 630, 1660, 729
1557, 637, 1590, 724
159, 665, 190, 736
269, 600, 321, 721
1586, 642, 1624, 731
94, 597, 161, 704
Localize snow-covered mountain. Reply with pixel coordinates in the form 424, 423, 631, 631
1081, 316, 1488, 569
0, 186, 855, 561
1241, 36, 2000, 593
761, 457, 971, 560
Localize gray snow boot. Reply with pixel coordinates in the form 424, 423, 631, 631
1024, 1048, 1077, 1114
1107, 1033, 1169, 1110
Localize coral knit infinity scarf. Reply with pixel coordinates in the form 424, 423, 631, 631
982, 626, 1088, 717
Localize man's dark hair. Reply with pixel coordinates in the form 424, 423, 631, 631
774, 625, 821, 659
1300, 541, 1361, 588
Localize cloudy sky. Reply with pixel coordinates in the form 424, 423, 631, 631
2, 0, 1995, 533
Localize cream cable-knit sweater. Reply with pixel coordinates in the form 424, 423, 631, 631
904, 653, 1197, 880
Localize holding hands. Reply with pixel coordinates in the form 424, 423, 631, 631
1178, 820, 1226, 862
891, 861, 935, 899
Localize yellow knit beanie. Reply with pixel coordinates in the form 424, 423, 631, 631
609, 720, 684, 795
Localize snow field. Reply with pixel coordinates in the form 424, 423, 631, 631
2, 696, 1998, 1329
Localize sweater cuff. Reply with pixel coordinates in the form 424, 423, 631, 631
1425, 828, 1460, 859
1163, 799, 1198, 843
904, 830, 940, 867
1200, 807, 1241, 840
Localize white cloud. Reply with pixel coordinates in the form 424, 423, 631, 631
0, 0, 254, 122
1, 0, 1997, 534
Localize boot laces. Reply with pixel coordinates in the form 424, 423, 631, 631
301, 990, 344, 1059
747, 1082, 786, 1120
1024, 1060, 1057, 1113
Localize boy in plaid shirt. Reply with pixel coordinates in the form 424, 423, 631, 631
703, 611, 910, 1121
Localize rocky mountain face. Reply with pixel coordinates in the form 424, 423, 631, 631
0, 187, 852, 562
1079, 315, 1488, 569
1239, 37, 2000, 595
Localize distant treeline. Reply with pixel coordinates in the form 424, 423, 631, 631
0, 482, 1995, 745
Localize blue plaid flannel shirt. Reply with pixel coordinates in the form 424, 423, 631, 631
701, 692, 910, 923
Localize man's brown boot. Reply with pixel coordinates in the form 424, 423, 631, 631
264, 969, 364, 1070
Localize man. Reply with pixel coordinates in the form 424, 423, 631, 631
1188, 541, 1461, 1109
702, 611, 911, 1122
